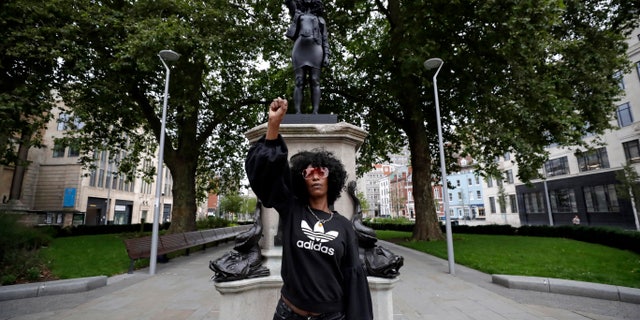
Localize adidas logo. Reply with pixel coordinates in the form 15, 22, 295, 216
297, 220, 338, 256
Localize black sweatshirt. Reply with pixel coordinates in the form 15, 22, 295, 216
245, 135, 373, 320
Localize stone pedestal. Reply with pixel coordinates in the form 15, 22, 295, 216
214, 121, 397, 319
215, 274, 398, 320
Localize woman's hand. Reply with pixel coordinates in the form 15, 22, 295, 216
266, 97, 288, 140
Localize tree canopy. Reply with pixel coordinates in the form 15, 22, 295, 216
52, 0, 286, 232
310, 0, 640, 240
4, 0, 639, 240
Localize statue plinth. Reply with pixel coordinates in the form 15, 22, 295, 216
281, 113, 337, 124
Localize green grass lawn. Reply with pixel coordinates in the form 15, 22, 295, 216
41, 234, 131, 279
377, 230, 640, 289
37, 231, 640, 289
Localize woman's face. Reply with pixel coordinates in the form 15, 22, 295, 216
302, 165, 329, 199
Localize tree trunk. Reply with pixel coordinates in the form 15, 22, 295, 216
407, 123, 445, 241
166, 154, 198, 233
9, 128, 32, 202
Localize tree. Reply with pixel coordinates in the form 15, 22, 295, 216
219, 194, 244, 219
311, 1, 640, 240
54, 0, 285, 232
356, 191, 370, 216
0, 1, 69, 202
615, 163, 640, 230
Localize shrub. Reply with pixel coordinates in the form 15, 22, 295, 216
196, 216, 233, 230
0, 214, 53, 285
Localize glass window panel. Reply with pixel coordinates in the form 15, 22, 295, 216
549, 189, 577, 213
617, 103, 633, 127
623, 140, 640, 163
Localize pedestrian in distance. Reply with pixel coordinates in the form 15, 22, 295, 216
572, 214, 581, 225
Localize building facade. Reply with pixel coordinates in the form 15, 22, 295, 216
1, 103, 175, 227
484, 25, 640, 229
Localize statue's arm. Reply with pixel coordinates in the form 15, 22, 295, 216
320, 17, 330, 67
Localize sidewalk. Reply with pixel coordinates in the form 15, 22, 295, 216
1, 241, 638, 320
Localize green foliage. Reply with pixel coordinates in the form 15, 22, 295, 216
517, 225, 640, 254
195, 216, 232, 230
372, 222, 640, 254
366, 216, 414, 232
0, 0, 66, 165
49, 222, 171, 237
615, 164, 640, 222
322, 0, 640, 241
45, 0, 287, 232
0, 214, 52, 285
378, 231, 640, 289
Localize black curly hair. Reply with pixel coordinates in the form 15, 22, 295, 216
289, 148, 347, 206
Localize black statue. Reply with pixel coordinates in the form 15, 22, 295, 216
285, 0, 329, 114
209, 201, 270, 282
348, 181, 404, 278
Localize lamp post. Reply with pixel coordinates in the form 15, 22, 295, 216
150, 49, 180, 275
424, 57, 455, 275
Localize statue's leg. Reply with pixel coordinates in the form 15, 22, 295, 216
310, 68, 321, 114
294, 68, 305, 114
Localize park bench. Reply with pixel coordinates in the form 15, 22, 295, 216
123, 225, 251, 273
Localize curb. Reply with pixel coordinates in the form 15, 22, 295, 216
0, 276, 108, 301
492, 274, 640, 304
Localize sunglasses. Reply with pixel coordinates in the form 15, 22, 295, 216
302, 166, 329, 179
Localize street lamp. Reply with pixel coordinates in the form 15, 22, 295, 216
150, 49, 180, 275
424, 57, 455, 275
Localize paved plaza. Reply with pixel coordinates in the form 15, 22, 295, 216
1, 241, 638, 320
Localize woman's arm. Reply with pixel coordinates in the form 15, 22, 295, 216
266, 98, 287, 140
245, 98, 292, 210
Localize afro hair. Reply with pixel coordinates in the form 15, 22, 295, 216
289, 148, 347, 206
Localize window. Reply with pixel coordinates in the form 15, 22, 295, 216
98, 169, 104, 187
623, 140, 640, 163
476, 190, 481, 199
68, 144, 80, 157
457, 192, 462, 201
475, 176, 480, 184
509, 194, 518, 213
52, 142, 65, 158
583, 184, 619, 213
614, 70, 625, 90
448, 193, 452, 201
468, 178, 472, 185
456, 180, 460, 187
57, 114, 69, 131
505, 170, 514, 184
636, 61, 640, 82
545, 157, 569, 177
549, 189, 577, 213
89, 170, 96, 187
617, 103, 633, 127
489, 197, 496, 214
576, 147, 609, 172
486, 177, 493, 188
523, 191, 545, 213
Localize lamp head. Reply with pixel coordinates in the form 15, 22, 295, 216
424, 58, 443, 70
158, 50, 181, 61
